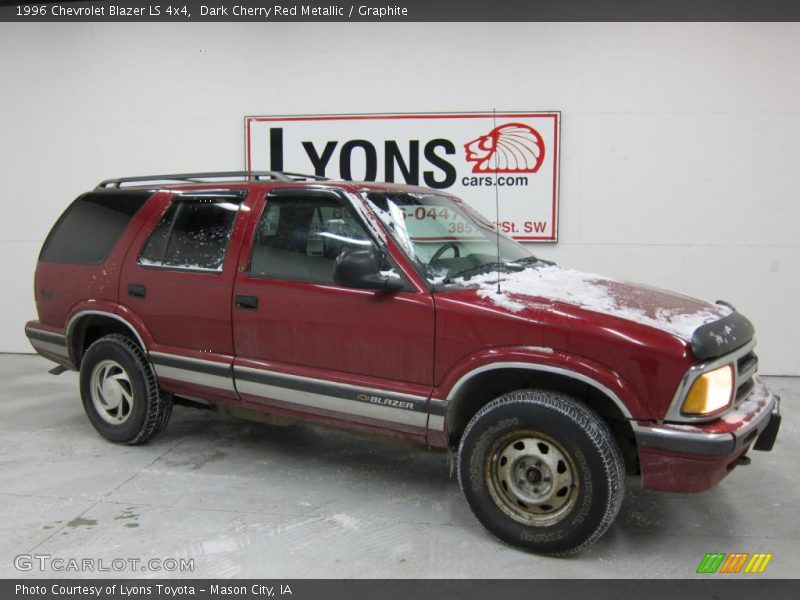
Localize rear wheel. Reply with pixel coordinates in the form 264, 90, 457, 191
457, 389, 625, 555
79, 334, 171, 445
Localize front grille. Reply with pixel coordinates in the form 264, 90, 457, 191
734, 350, 758, 407
735, 378, 755, 404
737, 351, 758, 378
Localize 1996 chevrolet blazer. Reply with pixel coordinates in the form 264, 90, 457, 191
25, 171, 781, 555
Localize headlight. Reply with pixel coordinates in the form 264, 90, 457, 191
681, 365, 734, 416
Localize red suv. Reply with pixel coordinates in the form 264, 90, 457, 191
25, 171, 780, 555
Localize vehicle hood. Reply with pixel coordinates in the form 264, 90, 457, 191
462, 265, 734, 343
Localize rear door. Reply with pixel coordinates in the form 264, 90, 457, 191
231, 189, 435, 441
119, 190, 250, 402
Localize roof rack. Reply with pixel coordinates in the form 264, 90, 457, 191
95, 171, 329, 190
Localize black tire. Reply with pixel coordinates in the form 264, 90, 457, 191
79, 334, 172, 445
153, 391, 174, 436
457, 390, 625, 556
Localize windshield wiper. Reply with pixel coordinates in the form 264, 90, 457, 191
442, 262, 520, 284
510, 256, 555, 267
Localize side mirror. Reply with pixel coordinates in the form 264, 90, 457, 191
333, 249, 404, 291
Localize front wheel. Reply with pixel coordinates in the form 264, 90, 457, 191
457, 390, 625, 555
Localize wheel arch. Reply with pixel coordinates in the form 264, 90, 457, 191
444, 362, 640, 474
66, 310, 148, 368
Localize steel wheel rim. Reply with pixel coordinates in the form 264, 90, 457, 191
485, 430, 579, 527
90, 359, 134, 425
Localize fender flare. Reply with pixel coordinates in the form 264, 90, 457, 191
65, 304, 152, 365
445, 361, 634, 419
435, 347, 647, 425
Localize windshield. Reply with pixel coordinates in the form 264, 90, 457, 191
362, 191, 542, 283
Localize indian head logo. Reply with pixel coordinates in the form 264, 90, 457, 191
464, 122, 545, 173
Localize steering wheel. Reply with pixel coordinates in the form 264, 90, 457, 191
429, 242, 460, 265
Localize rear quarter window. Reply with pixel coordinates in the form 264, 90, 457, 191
40, 191, 153, 264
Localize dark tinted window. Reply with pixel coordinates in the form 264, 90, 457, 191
250, 195, 373, 283
140, 195, 242, 271
40, 191, 152, 264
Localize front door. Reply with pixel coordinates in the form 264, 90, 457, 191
232, 189, 435, 440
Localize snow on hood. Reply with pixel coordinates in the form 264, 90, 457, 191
464, 265, 732, 341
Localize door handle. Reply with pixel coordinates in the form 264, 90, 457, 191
235, 295, 259, 310
128, 284, 146, 299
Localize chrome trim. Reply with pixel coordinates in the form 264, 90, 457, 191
150, 351, 231, 370
631, 421, 732, 444
150, 352, 236, 393
24, 326, 66, 344
234, 366, 428, 429
235, 366, 429, 403
153, 364, 236, 392
445, 362, 633, 419
428, 397, 448, 416
665, 338, 758, 423
630, 421, 735, 455
738, 356, 758, 384
29, 338, 70, 358
427, 413, 446, 432
65, 310, 147, 362
729, 388, 777, 443
426, 399, 447, 435
137, 262, 223, 274
25, 325, 70, 360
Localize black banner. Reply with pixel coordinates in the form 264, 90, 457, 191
4, 580, 800, 600
1, 0, 800, 22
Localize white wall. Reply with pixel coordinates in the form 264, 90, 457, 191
1, 22, 797, 374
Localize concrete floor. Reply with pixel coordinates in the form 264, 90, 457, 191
0, 354, 796, 579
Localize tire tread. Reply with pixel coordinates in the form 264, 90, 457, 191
457, 389, 625, 556
81, 334, 171, 445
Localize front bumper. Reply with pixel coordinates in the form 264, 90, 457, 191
632, 376, 780, 493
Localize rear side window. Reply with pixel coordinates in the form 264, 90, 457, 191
139, 194, 243, 272
39, 191, 152, 264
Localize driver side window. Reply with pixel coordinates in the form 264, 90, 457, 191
249, 195, 374, 284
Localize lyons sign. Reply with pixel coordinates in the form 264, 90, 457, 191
245, 112, 560, 241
